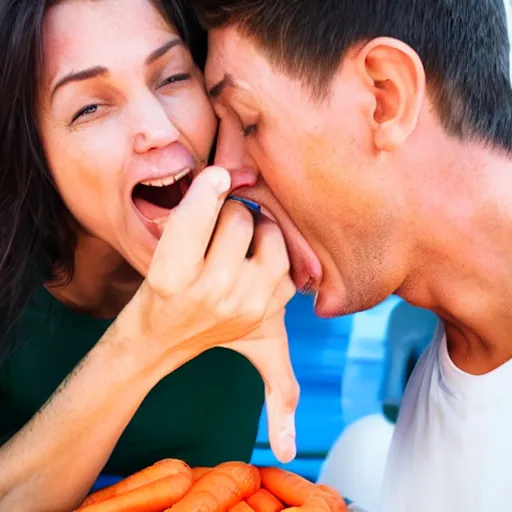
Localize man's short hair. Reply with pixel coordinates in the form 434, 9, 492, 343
194, 0, 512, 152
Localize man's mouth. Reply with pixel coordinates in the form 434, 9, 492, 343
132, 167, 193, 224
230, 186, 323, 294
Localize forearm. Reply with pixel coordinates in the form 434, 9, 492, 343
0, 323, 178, 512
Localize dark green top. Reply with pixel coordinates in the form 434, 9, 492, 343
0, 288, 264, 475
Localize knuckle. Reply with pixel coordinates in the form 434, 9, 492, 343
223, 202, 255, 237
212, 299, 236, 319
275, 250, 291, 276
209, 267, 233, 296
224, 200, 255, 224
187, 280, 212, 308
146, 270, 170, 298
284, 379, 301, 409
192, 271, 233, 311
241, 294, 268, 325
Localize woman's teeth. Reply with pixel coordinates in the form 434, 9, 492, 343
140, 168, 191, 187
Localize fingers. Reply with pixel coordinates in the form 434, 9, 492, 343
261, 339, 299, 464
246, 217, 296, 317
227, 314, 300, 464
200, 200, 255, 298
251, 216, 290, 280
148, 166, 231, 293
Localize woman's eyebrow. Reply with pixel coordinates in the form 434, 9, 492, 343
50, 38, 183, 100
145, 38, 182, 65
51, 66, 108, 100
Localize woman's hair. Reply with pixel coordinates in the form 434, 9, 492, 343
0, 0, 206, 362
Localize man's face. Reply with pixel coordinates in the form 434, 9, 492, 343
206, 28, 409, 317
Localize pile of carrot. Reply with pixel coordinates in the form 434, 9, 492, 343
74, 459, 347, 511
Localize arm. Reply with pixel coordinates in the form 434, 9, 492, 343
0, 323, 187, 512
0, 167, 298, 512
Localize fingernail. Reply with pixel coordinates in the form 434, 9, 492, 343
278, 432, 297, 463
208, 167, 231, 193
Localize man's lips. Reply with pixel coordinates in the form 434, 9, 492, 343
230, 185, 323, 292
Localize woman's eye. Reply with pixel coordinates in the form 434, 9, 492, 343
242, 124, 258, 138
71, 104, 98, 123
159, 73, 191, 88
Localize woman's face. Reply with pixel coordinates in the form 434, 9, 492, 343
38, 0, 216, 275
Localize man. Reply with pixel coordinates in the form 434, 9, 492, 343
192, 0, 512, 510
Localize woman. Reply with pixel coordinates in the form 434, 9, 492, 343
0, 0, 299, 510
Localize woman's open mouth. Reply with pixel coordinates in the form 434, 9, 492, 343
132, 167, 193, 224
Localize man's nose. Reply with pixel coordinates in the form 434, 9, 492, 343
132, 93, 180, 154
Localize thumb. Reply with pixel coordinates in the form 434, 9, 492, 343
224, 315, 299, 463
150, 166, 231, 290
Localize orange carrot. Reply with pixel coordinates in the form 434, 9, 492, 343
169, 461, 260, 512
280, 497, 334, 512
259, 467, 347, 511
77, 471, 192, 512
230, 502, 256, 511
192, 466, 213, 482
315, 485, 347, 512
246, 488, 284, 511
259, 467, 317, 506
79, 459, 190, 508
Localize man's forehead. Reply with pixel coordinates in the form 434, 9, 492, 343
206, 27, 275, 98
205, 28, 238, 89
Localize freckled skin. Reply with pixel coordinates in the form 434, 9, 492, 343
38, 0, 216, 277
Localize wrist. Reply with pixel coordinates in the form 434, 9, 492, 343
97, 315, 195, 386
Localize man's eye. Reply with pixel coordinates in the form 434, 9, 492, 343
242, 124, 258, 137
71, 104, 98, 123
159, 73, 191, 87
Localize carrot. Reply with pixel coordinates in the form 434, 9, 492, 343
230, 502, 256, 511
280, 497, 334, 512
192, 466, 213, 482
301, 497, 334, 511
259, 467, 346, 511
315, 485, 347, 512
79, 459, 190, 508
259, 467, 317, 506
169, 461, 260, 512
246, 488, 284, 511
76, 471, 192, 512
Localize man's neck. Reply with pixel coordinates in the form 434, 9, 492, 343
46, 233, 142, 318
398, 140, 512, 374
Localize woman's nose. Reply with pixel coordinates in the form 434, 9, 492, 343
132, 94, 180, 154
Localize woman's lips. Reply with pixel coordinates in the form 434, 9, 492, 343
130, 172, 323, 293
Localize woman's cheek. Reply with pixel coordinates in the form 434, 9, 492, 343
163, 88, 217, 158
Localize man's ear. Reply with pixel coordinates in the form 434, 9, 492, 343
356, 37, 426, 152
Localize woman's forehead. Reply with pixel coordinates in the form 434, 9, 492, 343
41, 0, 178, 84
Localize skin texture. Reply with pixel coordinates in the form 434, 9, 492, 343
38, 0, 216, 313
206, 27, 512, 375
0, 3, 300, 511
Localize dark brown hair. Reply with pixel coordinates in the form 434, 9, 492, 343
0, 0, 206, 361
194, 0, 512, 152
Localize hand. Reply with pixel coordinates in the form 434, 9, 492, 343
224, 312, 300, 463
118, 166, 298, 462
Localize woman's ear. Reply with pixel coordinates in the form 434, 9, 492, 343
356, 37, 426, 152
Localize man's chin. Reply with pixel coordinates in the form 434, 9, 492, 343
312, 285, 357, 319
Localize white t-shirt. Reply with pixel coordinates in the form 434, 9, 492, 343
380, 323, 512, 511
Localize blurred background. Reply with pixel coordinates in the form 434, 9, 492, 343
251, 294, 439, 511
